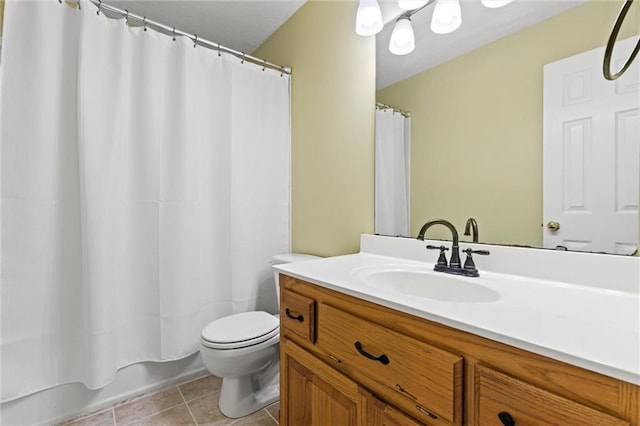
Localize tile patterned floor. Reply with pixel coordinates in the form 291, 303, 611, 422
61, 375, 279, 426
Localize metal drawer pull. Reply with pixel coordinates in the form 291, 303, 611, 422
284, 308, 304, 322
354, 341, 390, 365
498, 411, 516, 426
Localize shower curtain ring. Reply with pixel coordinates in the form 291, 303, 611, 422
77, 0, 81, 10
124, 9, 129, 26
143, 17, 147, 31
97, 0, 101, 15
173, 27, 176, 41
194, 35, 198, 48
262, 60, 267, 71
218, 43, 221, 57
241, 53, 246, 64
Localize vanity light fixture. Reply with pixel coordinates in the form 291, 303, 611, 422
389, 15, 415, 55
356, 0, 514, 55
356, 0, 384, 36
481, 0, 514, 8
430, 0, 462, 34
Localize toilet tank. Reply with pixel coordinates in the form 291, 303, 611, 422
271, 253, 320, 306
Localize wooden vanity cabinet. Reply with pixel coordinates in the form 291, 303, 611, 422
280, 290, 315, 342
474, 365, 630, 426
279, 275, 639, 426
316, 303, 463, 424
281, 337, 436, 426
368, 394, 425, 426
280, 337, 365, 425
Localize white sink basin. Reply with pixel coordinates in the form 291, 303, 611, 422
352, 264, 500, 303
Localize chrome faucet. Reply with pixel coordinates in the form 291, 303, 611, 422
464, 217, 479, 243
417, 219, 462, 270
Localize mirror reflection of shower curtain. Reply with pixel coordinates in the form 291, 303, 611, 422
375, 108, 410, 236
0, 0, 290, 402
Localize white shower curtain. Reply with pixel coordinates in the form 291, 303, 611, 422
0, 0, 290, 402
375, 108, 410, 236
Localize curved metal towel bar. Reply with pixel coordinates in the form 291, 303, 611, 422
603, 0, 640, 80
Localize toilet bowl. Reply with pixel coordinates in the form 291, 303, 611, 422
199, 253, 319, 418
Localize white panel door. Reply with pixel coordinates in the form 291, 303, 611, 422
543, 37, 639, 255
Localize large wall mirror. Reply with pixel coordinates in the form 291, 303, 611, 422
375, 0, 640, 255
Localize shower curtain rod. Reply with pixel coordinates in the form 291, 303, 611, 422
376, 101, 410, 118
81, 0, 292, 75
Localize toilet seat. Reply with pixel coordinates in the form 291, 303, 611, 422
201, 311, 279, 350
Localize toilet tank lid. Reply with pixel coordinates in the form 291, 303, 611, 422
271, 253, 321, 265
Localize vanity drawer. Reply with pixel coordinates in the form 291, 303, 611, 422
280, 289, 315, 343
317, 303, 463, 424
475, 365, 629, 426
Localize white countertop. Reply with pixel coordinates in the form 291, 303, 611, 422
275, 248, 640, 386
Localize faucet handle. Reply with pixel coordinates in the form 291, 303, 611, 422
462, 248, 490, 256
426, 245, 449, 251
426, 245, 449, 267
461, 248, 490, 276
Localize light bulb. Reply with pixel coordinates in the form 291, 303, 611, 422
430, 0, 462, 34
398, 0, 429, 10
389, 17, 415, 55
356, 0, 384, 36
481, 0, 514, 8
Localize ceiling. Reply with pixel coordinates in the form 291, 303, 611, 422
105, 0, 306, 55
375, 0, 588, 89
97, 0, 588, 89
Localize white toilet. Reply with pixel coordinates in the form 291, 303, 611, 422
199, 253, 319, 418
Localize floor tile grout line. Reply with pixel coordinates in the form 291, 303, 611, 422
178, 373, 210, 388
110, 385, 182, 417
177, 376, 223, 404
264, 407, 278, 425
117, 399, 189, 426
177, 384, 199, 425
114, 385, 190, 425
62, 376, 222, 426
60, 405, 117, 425
181, 389, 222, 406
120, 374, 209, 407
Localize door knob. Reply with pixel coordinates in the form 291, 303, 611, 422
546, 221, 560, 231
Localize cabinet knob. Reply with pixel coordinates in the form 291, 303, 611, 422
498, 411, 515, 426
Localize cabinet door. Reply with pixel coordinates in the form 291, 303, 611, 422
281, 337, 367, 426
367, 393, 424, 426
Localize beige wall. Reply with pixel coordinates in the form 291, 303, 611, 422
254, 1, 375, 256
378, 1, 639, 247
